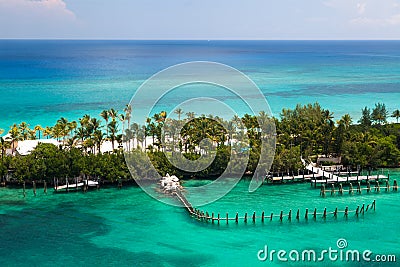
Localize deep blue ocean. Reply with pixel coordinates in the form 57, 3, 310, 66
1, 40, 400, 130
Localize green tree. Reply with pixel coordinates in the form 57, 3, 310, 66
391, 109, 400, 123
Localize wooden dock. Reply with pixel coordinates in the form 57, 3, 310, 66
267, 160, 389, 188
319, 179, 398, 197
169, 185, 377, 224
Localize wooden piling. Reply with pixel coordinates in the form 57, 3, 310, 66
44, 181, 47, 194
385, 180, 390, 192
373, 200, 376, 211
288, 210, 292, 221
349, 183, 353, 194
296, 209, 300, 220
235, 212, 238, 223
33, 181, 36, 196
394, 180, 398, 191
357, 182, 361, 194
367, 181, 371, 193
323, 208, 327, 219
261, 211, 265, 222
334, 207, 338, 218
344, 207, 348, 217
270, 212, 273, 221
339, 184, 343, 195
212, 213, 214, 224
252, 212, 256, 223
361, 204, 365, 214
244, 213, 248, 223
305, 208, 308, 220
331, 184, 335, 196
313, 208, 317, 220
23, 181, 26, 198
355, 206, 359, 217
206, 212, 209, 222
217, 213, 220, 224
279, 211, 283, 222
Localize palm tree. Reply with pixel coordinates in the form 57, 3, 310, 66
92, 130, 105, 154
43, 126, 52, 139
108, 120, 118, 151
174, 108, 183, 121
124, 104, 132, 130
18, 122, 30, 140
34, 125, 44, 139
186, 112, 195, 120
100, 110, 109, 136
9, 124, 21, 154
392, 109, 400, 123
57, 117, 69, 141
340, 114, 352, 129
108, 108, 118, 122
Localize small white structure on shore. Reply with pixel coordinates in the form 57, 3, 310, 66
160, 173, 182, 192
16, 139, 61, 156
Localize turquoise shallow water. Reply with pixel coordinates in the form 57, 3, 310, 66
1, 172, 399, 266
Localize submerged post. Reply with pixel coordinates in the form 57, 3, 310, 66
33, 181, 36, 196
44, 181, 47, 194
356, 206, 359, 217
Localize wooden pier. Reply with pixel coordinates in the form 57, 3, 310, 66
319, 180, 398, 197
267, 160, 390, 188
170, 186, 377, 224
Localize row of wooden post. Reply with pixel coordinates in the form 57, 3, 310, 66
320, 180, 398, 197
23, 181, 47, 197
190, 201, 376, 224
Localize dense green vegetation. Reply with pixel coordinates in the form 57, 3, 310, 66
0, 102, 399, 183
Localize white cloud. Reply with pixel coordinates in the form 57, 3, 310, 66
0, 0, 77, 38
357, 2, 366, 14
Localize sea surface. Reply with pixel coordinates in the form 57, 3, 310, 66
1, 40, 400, 266
1, 174, 399, 266
1, 40, 400, 130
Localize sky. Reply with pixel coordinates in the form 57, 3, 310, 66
1, 0, 400, 39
